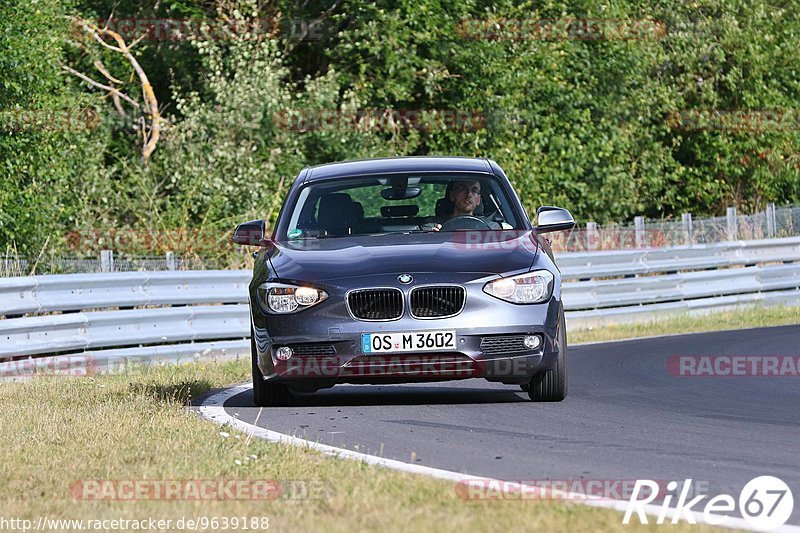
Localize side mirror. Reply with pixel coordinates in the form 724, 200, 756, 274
232, 220, 270, 246
534, 206, 575, 233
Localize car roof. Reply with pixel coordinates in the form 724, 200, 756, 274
304, 156, 494, 182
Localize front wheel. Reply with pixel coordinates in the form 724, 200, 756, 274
251, 332, 294, 407
527, 308, 567, 402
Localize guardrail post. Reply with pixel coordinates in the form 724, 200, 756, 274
681, 213, 693, 245
634, 216, 645, 248
586, 222, 598, 250
767, 203, 776, 238
100, 250, 114, 273
166, 251, 176, 271
727, 207, 738, 240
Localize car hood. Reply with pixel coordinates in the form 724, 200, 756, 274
267, 231, 539, 282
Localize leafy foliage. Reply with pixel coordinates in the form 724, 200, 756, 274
0, 0, 110, 255
2, 0, 799, 256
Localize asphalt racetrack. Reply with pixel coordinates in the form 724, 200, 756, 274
221, 325, 800, 525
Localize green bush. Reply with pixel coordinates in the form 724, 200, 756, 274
0, 0, 109, 256
3, 0, 799, 258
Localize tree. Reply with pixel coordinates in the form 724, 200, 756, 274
0, 0, 109, 256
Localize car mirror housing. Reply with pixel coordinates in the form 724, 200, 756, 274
534, 206, 576, 233
232, 220, 270, 246
381, 186, 422, 200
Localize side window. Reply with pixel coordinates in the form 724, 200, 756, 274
484, 180, 518, 228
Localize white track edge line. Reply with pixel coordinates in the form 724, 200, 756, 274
196, 383, 800, 533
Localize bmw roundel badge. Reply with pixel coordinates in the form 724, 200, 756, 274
398, 274, 413, 284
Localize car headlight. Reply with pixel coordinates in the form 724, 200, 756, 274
258, 283, 329, 314
483, 270, 554, 304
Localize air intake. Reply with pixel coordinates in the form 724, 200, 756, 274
347, 288, 404, 320
410, 286, 465, 318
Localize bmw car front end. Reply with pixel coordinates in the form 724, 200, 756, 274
233, 157, 575, 406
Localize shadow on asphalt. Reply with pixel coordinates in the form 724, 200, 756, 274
225, 385, 530, 407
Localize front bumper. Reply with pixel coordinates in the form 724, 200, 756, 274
251, 272, 563, 387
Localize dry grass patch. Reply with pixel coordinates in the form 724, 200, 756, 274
0, 360, 726, 532
570, 305, 800, 344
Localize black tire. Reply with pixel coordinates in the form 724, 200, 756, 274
527, 308, 568, 402
251, 333, 294, 407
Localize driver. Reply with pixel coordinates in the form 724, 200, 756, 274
423, 179, 501, 231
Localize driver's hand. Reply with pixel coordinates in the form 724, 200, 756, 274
431, 224, 442, 232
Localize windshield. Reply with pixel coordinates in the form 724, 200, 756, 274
281, 173, 523, 240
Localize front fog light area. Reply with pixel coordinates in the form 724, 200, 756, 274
260, 283, 329, 314
524, 335, 542, 349
275, 346, 294, 361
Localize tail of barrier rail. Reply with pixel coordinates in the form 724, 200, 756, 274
558, 237, 800, 327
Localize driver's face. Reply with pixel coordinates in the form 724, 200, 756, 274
449, 180, 481, 216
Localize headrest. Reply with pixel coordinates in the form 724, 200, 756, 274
351, 201, 364, 219
435, 197, 455, 217
318, 193, 356, 228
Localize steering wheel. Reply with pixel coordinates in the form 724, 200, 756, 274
439, 215, 492, 231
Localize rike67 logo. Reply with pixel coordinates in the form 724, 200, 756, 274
624, 476, 794, 530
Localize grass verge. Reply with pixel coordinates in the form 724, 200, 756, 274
569, 305, 800, 344
0, 360, 725, 532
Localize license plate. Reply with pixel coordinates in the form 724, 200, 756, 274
361, 330, 457, 354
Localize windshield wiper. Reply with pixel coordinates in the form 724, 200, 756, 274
312, 234, 350, 239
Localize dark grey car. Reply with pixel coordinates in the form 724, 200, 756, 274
232, 157, 575, 406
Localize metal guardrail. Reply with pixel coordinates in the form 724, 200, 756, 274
0, 271, 253, 378
1, 237, 798, 377
0, 340, 250, 378
0, 305, 249, 358
558, 237, 800, 327
0, 270, 250, 316
562, 264, 800, 309
565, 290, 800, 328
558, 237, 800, 279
